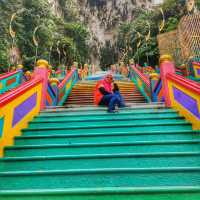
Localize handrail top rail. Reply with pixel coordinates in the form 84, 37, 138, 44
130, 65, 150, 87
192, 62, 200, 66
0, 71, 19, 81
58, 67, 76, 89
166, 73, 200, 94
0, 77, 43, 107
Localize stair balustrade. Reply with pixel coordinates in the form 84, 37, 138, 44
0, 75, 43, 157
57, 67, 78, 106
129, 65, 151, 102
160, 55, 200, 130
0, 60, 54, 156
0, 70, 24, 95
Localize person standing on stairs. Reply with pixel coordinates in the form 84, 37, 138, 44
94, 74, 125, 113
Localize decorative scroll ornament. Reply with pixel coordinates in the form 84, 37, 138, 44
49, 44, 53, 64
50, 44, 53, 53
68, 0, 73, 9
33, 26, 39, 47
159, 8, 165, 32
137, 32, 141, 48
9, 13, 17, 39
145, 21, 151, 42
9, 9, 25, 40
57, 41, 61, 55
186, 0, 195, 12
63, 44, 67, 56
57, 41, 61, 65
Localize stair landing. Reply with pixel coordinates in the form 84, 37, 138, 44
65, 81, 146, 107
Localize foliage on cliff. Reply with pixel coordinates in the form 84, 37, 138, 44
0, 0, 89, 72
100, 41, 118, 70
116, 0, 200, 66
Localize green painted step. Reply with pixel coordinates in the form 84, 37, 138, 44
27, 119, 189, 130
22, 124, 193, 136
28, 118, 186, 129
38, 109, 177, 119
1, 152, 200, 172
5, 140, 200, 157
15, 131, 200, 146
33, 112, 180, 123
1, 187, 200, 200
40, 107, 168, 116
1, 168, 200, 190
42, 105, 166, 112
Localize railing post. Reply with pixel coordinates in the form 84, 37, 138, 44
159, 55, 176, 107
16, 64, 24, 83
149, 73, 159, 102
49, 78, 60, 106
34, 59, 49, 110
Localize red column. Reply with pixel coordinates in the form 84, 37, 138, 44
34, 60, 49, 110
159, 55, 175, 107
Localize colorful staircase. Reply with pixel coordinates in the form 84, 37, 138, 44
0, 102, 200, 199
65, 80, 146, 106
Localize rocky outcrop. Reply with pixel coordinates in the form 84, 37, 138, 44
48, 0, 63, 18
77, 0, 156, 65
48, 0, 160, 65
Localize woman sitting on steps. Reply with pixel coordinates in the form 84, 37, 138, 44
94, 74, 125, 113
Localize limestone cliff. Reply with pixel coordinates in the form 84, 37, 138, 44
48, 0, 160, 65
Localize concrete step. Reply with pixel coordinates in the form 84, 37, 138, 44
1, 167, 200, 190
1, 152, 200, 172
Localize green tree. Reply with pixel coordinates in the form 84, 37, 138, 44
100, 41, 118, 70
0, 0, 90, 71
116, 0, 190, 66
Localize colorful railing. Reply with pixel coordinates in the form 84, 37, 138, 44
0, 60, 60, 157
0, 75, 43, 157
151, 77, 164, 102
166, 74, 200, 130
0, 60, 79, 156
129, 65, 151, 102
58, 68, 78, 106
46, 81, 59, 107
192, 62, 200, 79
160, 55, 200, 130
45, 68, 78, 107
0, 70, 23, 95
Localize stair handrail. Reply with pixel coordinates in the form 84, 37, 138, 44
0, 77, 42, 106
130, 65, 151, 87
166, 73, 200, 93
57, 67, 78, 105
58, 67, 76, 89
0, 70, 19, 80
0, 76, 44, 157
160, 55, 200, 130
0, 59, 51, 157
129, 64, 151, 102
0, 70, 23, 95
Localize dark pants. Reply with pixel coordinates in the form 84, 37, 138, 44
99, 92, 125, 112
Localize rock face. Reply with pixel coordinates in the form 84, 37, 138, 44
78, 0, 158, 65
48, 0, 160, 66
48, 0, 63, 18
